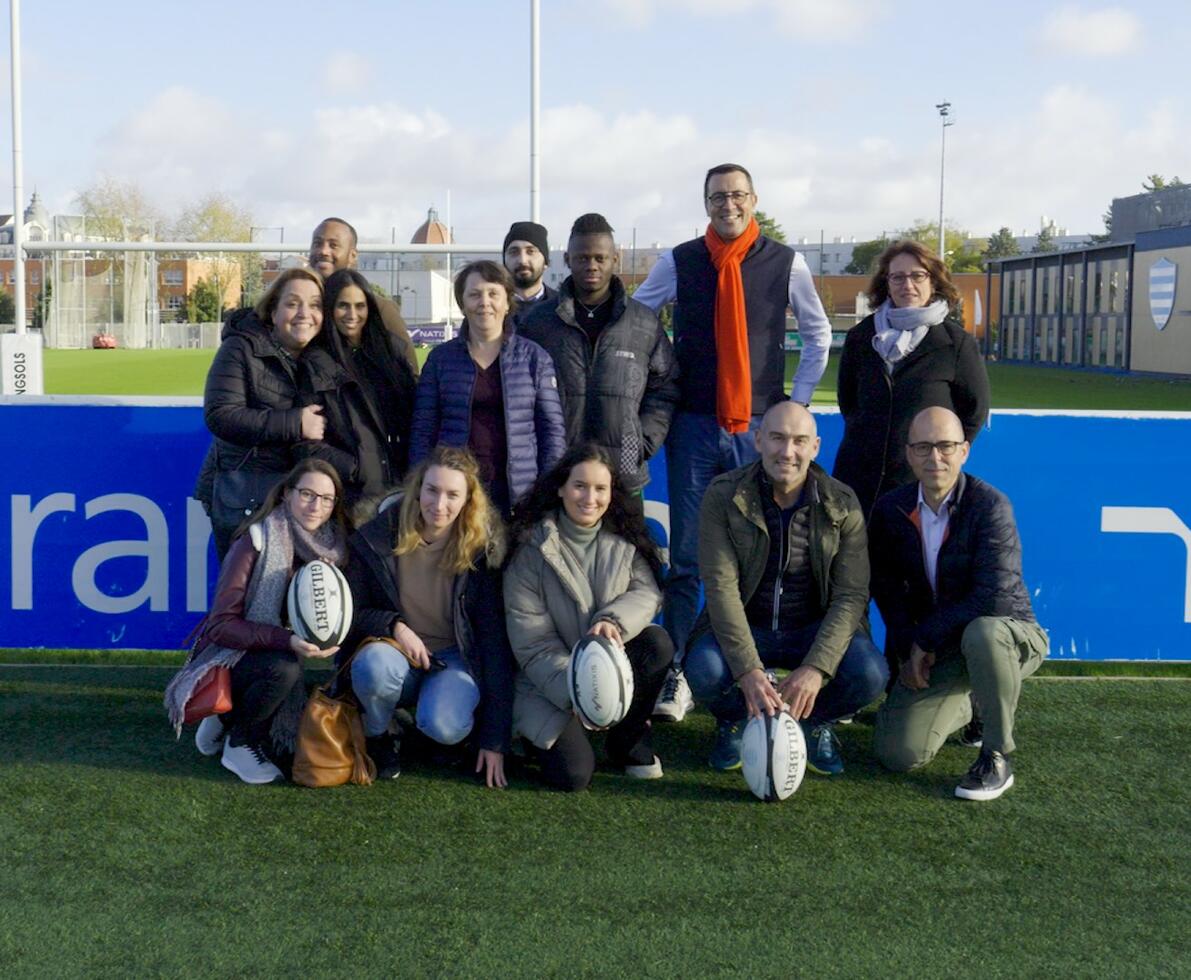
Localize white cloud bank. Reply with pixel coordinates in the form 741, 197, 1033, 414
1041, 5, 1142, 56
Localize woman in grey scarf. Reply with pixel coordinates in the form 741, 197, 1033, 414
166, 459, 349, 784
832, 239, 990, 519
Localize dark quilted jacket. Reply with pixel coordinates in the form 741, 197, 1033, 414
203, 309, 304, 476
408, 331, 567, 503
868, 472, 1037, 663
519, 276, 678, 490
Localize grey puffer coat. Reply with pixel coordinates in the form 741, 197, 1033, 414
503, 514, 661, 748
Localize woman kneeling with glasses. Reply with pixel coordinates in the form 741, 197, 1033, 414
345, 445, 514, 787
166, 459, 348, 784
504, 445, 674, 791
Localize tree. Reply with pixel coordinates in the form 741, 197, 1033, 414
0, 290, 14, 324
1032, 223, 1056, 254
1142, 174, 1187, 192
75, 176, 161, 239
32, 280, 52, 331
844, 237, 889, 275
172, 192, 259, 309
754, 210, 787, 243
983, 227, 1019, 261
179, 277, 225, 323
897, 220, 985, 272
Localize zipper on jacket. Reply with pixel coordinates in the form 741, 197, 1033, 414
772, 512, 787, 630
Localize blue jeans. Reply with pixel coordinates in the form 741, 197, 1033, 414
685, 620, 889, 725
663, 411, 761, 658
351, 642, 480, 744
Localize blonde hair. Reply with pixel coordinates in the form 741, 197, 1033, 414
393, 446, 501, 574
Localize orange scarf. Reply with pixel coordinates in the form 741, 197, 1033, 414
705, 217, 760, 433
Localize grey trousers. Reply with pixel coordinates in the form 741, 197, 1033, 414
875, 616, 1049, 771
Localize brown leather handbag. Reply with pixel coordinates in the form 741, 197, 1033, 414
183, 666, 232, 725
292, 655, 376, 788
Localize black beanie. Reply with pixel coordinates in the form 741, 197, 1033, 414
503, 221, 549, 256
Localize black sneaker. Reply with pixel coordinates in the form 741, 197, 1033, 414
955, 749, 1014, 801
957, 692, 984, 747
366, 733, 402, 780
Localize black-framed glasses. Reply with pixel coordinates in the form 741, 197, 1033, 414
295, 487, 336, 508
887, 271, 930, 285
908, 440, 963, 459
706, 190, 752, 206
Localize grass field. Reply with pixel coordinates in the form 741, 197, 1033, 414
1, 664, 1187, 977
41, 348, 1191, 410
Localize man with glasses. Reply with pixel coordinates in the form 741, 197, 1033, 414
635, 163, 832, 722
868, 407, 1048, 800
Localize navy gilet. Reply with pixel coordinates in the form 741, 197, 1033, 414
672, 235, 795, 415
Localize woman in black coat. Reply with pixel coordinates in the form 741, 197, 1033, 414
300, 270, 418, 524
203, 268, 329, 559
832, 239, 990, 519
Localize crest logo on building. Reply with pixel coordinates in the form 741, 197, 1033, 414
1149, 257, 1177, 331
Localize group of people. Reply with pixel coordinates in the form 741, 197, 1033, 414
173, 162, 1045, 803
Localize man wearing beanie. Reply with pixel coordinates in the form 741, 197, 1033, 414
503, 220, 558, 328
635, 163, 832, 723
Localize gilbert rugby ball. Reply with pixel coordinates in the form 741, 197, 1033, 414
568, 634, 634, 730
287, 560, 353, 650
741, 711, 806, 802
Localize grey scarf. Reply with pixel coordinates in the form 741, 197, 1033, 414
872, 298, 949, 369
164, 507, 346, 753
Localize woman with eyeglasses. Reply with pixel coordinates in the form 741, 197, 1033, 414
166, 459, 350, 785
832, 239, 989, 519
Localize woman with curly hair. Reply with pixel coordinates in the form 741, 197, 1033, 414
344, 445, 515, 787
832, 238, 990, 519
504, 444, 674, 791
166, 458, 349, 785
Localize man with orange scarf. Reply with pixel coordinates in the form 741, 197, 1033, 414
635, 163, 831, 723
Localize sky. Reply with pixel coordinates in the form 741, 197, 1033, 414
1, 0, 1188, 250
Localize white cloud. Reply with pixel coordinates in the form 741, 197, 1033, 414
602, 0, 881, 40
321, 51, 374, 94
1041, 5, 1142, 56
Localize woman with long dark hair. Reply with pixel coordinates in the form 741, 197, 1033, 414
504, 444, 673, 791
300, 269, 418, 522
409, 260, 566, 516
166, 459, 349, 785
345, 445, 514, 787
832, 239, 990, 519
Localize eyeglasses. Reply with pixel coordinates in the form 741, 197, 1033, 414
706, 190, 752, 206
908, 441, 963, 459
887, 271, 931, 286
295, 487, 336, 508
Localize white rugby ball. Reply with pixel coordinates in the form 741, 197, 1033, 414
287, 560, 353, 650
568, 634, 635, 730
741, 711, 806, 802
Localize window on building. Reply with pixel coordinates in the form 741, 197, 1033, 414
163, 269, 184, 285
30, 270, 40, 284
166, 295, 183, 310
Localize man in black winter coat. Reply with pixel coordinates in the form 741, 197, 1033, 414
868, 407, 1048, 801
503, 220, 558, 329
519, 213, 679, 492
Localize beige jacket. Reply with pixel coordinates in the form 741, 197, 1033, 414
504, 514, 661, 748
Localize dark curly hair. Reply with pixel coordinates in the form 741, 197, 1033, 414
508, 444, 664, 584
866, 238, 961, 312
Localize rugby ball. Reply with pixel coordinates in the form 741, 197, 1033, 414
286, 560, 353, 650
568, 634, 635, 730
742, 711, 807, 802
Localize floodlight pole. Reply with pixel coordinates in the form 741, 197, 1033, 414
936, 100, 953, 260
530, 0, 541, 222
10, 0, 25, 334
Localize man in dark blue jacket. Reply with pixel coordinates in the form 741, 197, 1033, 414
868, 407, 1049, 801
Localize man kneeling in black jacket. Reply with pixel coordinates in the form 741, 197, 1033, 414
869, 407, 1049, 801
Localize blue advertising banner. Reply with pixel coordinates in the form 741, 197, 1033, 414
2, 398, 1189, 659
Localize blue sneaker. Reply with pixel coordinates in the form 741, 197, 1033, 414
709, 718, 745, 771
801, 721, 844, 776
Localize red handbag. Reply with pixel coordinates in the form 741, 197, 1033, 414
183, 666, 232, 724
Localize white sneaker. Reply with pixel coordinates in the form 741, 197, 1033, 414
221, 740, 284, 784
624, 755, 664, 780
195, 715, 226, 757
652, 668, 694, 722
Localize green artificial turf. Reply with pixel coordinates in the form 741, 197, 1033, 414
0, 666, 1187, 977
41, 348, 1191, 410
